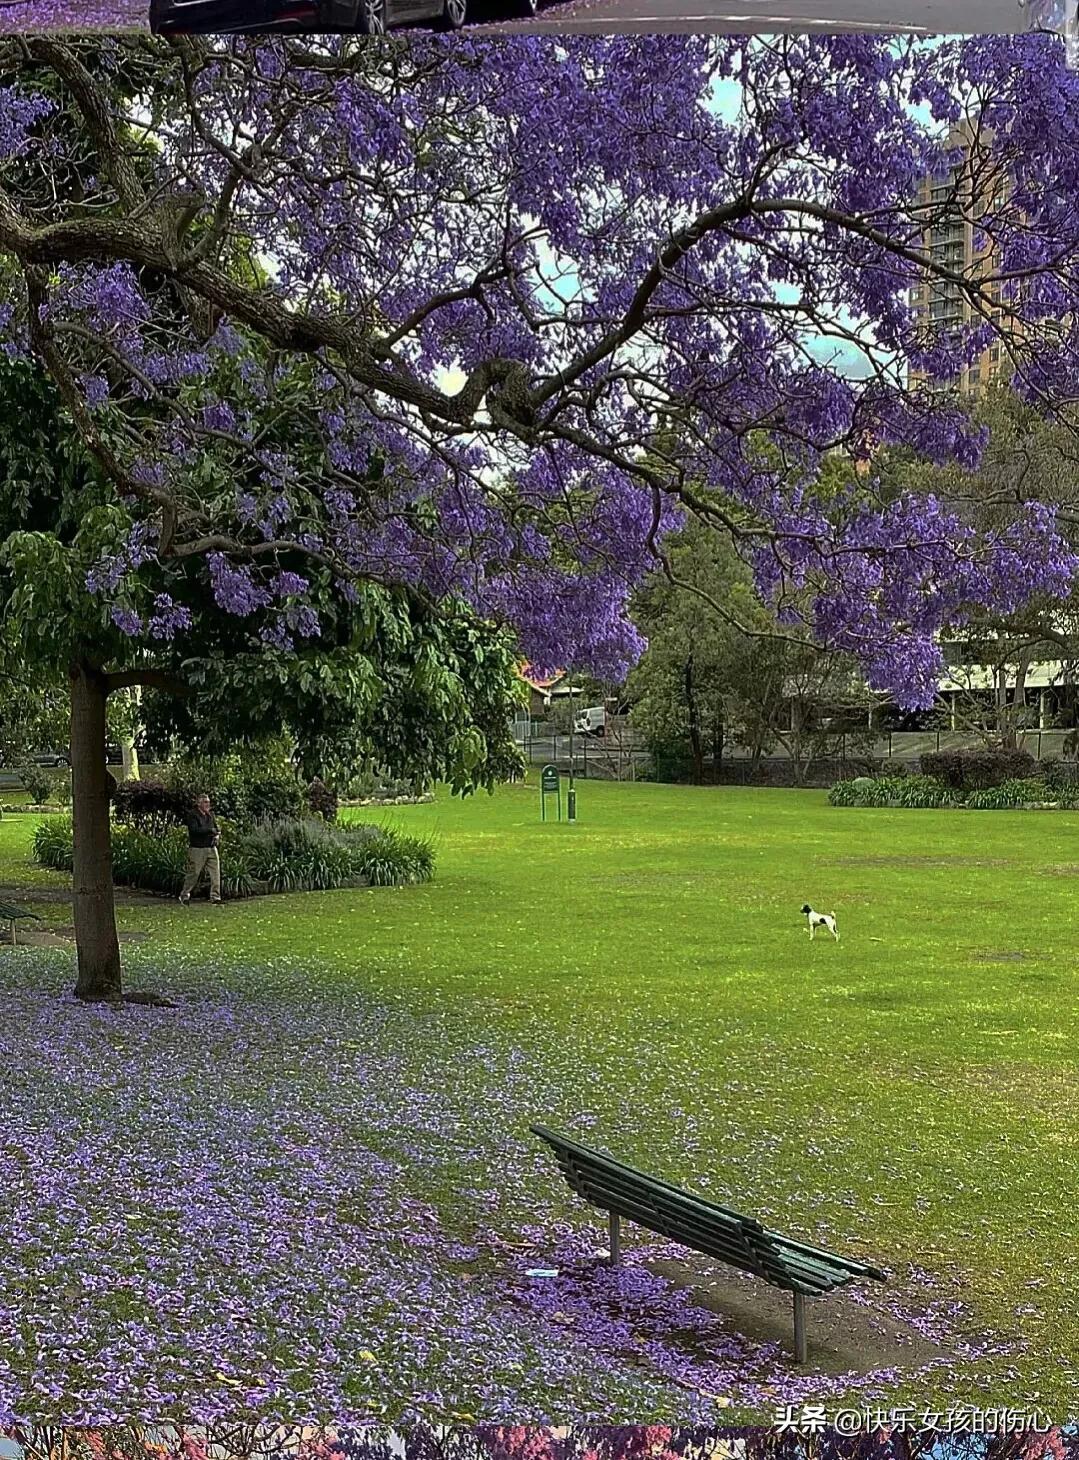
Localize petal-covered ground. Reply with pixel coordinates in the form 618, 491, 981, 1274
0, 0, 145, 29
0, 948, 1008, 1427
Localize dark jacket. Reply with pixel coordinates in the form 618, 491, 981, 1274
184, 809, 219, 849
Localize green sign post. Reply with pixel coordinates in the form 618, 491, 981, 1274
540, 764, 561, 821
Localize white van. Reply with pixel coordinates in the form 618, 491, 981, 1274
574, 705, 606, 736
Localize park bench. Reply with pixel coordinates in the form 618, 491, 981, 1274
0, 901, 41, 946
531, 1123, 887, 1362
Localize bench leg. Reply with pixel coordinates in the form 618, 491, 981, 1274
608, 1211, 621, 1267
792, 1291, 807, 1364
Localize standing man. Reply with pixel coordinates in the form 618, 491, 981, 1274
179, 792, 222, 905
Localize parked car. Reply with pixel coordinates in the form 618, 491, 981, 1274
28, 747, 125, 767
31, 750, 70, 768
146, 0, 526, 33
573, 706, 607, 737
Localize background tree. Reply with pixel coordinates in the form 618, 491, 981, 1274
629, 524, 770, 782
875, 387, 1079, 746
629, 521, 874, 782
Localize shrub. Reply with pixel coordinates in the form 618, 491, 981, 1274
47, 770, 73, 807
828, 780, 861, 807
112, 778, 192, 835
242, 771, 307, 825
33, 815, 74, 871
920, 747, 1036, 791
966, 777, 1053, 810
305, 777, 339, 822
162, 747, 306, 828
890, 775, 953, 809
110, 824, 189, 895
232, 818, 357, 893
18, 761, 52, 804
349, 824, 435, 885
829, 774, 954, 808
1039, 758, 1079, 793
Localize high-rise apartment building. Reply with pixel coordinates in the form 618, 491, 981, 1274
908, 122, 1012, 395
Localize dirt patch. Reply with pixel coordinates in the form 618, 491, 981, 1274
0, 884, 160, 908
647, 1256, 949, 1375
829, 855, 1015, 870
969, 949, 1031, 963
13, 927, 149, 949
953, 1061, 1079, 1123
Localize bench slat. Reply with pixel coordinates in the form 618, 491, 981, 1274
554, 1161, 828, 1290
565, 1174, 781, 1278
533, 1124, 885, 1295
533, 1123, 766, 1228
557, 1156, 747, 1237
770, 1232, 887, 1284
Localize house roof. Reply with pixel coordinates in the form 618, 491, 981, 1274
519, 664, 566, 692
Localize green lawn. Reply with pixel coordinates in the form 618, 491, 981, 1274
1, 779, 1078, 1419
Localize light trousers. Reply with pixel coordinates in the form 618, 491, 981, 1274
181, 845, 221, 900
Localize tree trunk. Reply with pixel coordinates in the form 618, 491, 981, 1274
787, 703, 808, 786
1009, 651, 1032, 752
120, 733, 140, 782
995, 664, 1012, 748
684, 653, 705, 785
70, 662, 123, 1002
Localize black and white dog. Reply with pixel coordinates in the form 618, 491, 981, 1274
801, 904, 839, 941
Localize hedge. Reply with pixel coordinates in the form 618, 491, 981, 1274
919, 747, 1036, 791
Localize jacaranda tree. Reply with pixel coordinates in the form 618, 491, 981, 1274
1, 30, 1079, 998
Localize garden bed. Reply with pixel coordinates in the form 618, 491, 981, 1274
830, 773, 1079, 810
32, 814, 434, 898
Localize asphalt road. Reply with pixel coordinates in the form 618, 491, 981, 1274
479, 0, 1035, 34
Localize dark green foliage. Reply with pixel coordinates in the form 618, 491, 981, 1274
112, 778, 192, 835
828, 774, 954, 808
230, 818, 356, 893
920, 747, 1036, 791
162, 746, 306, 828
33, 813, 433, 897
1039, 758, 1079, 793
32, 816, 75, 871
305, 778, 339, 822
17, 761, 53, 805
343, 822, 435, 886
831, 770, 1079, 810
965, 778, 1057, 810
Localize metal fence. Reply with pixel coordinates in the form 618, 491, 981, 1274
513, 719, 1075, 774
514, 718, 648, 779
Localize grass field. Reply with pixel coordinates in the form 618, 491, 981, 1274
1, 778, 1077, 1425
